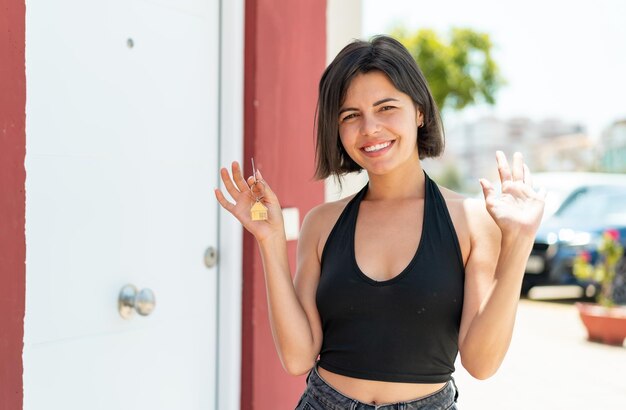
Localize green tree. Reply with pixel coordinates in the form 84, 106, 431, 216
391, 27, 504, 111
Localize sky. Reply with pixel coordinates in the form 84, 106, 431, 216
362, 0, 626, 139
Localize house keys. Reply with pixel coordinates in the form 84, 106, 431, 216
250, 158, 268, 221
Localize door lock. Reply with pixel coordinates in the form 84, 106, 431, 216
204, 246, 218, 268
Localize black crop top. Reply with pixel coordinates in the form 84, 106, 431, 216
316, 171, 465, 383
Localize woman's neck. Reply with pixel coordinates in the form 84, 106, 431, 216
365, 161, 425, 201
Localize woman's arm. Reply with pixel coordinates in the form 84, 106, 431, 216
214, 162, 322, 375
258, 208, 325, 375
458, 151, 545, 379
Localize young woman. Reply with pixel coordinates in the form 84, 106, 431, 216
215, 35, 546, 409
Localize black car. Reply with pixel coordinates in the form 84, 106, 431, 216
523, 184, 626, 298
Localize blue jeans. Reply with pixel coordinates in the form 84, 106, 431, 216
295, 365, 459, 410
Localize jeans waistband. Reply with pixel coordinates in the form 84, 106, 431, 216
305, 364, 458, 410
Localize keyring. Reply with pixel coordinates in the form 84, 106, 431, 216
250, 158, 268, 221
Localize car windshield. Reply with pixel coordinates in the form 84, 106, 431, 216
555, 186, 626, 224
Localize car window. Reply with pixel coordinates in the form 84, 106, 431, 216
556, 188, 601, 220
556, 187, 626, 224
604, 193, 626, 224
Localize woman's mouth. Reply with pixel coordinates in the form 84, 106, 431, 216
361, 140, 394, 155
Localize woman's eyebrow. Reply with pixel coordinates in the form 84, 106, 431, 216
338, 98, 400, 115
372, 97, 399, 106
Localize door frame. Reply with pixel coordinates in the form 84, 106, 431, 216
217, 0, 244, 408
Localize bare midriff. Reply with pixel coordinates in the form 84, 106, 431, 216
317, 367, 447, 405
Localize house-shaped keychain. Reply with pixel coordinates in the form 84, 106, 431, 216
251, 200, 268, 221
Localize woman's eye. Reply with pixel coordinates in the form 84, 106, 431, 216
380, 106, 395, 112
341, 113, 357, 122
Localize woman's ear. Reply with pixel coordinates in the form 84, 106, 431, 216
417, 110, 425, 128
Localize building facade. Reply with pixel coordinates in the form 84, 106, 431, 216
0, 0, 335, 409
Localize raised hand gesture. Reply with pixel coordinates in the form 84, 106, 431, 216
479, 151, 546, 239
214, 161, 285, 243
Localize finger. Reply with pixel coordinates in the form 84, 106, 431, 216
251, 180, 267, 200
523, 163, 533, 187
220, 167, 242, 199
214, 188, 236, 213
254, 169, 275, 194
246, 175, 262, 197
231, 161, 252, 193
496, 151, 512, 184
251, 168, 275, 195
247, 175, 255, 188
245, 175, 268, 200
512, 152, 524, 181
479, 178, 496, 206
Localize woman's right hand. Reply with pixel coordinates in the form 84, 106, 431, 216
214, 161, 285, 243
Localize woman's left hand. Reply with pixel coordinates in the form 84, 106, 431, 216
479, 151, 546, 239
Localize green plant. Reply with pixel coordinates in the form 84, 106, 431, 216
391, 27, 504, 112
573, 229, 624, 307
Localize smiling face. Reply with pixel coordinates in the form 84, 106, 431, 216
338, 70, 424, 177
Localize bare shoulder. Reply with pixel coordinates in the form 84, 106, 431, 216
438, 185, 467, 204
300, 194, 356, 261
439, 186, 497, 228
437, 186, 500, 263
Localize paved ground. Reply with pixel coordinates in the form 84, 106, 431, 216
452, 299, 626, 409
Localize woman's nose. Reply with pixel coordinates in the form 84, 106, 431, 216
359, 113, 381, 136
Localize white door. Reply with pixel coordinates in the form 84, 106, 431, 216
24, 1, 221, 408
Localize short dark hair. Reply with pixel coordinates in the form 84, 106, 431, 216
315, 35, 445, 180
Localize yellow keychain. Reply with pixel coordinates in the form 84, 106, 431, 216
250, 158, 268, 221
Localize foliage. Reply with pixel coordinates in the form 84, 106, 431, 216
573, 230, 625, 307
391, 27, 504, 112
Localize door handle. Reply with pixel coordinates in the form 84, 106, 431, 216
118, 284, 156, 319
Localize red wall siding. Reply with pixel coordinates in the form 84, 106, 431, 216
0, 0, 26, 409
243, 0, 326, 408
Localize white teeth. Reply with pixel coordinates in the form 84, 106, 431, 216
363, 141, 391, 152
